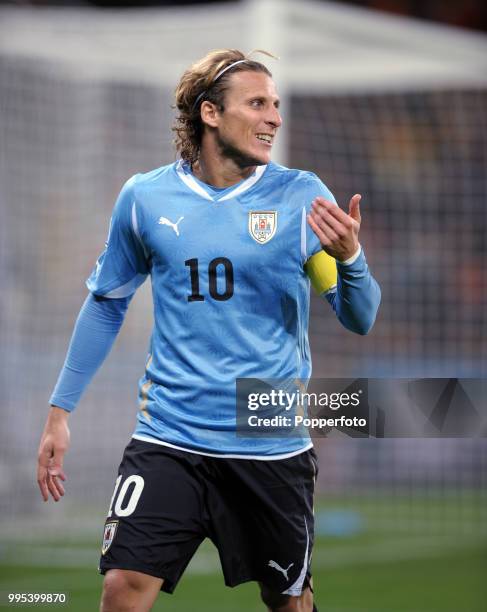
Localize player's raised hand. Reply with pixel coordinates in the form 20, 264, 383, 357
37, 406, 70, 502
307, 194, 361, 262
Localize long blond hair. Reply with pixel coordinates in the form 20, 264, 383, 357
173, 49, 275, 164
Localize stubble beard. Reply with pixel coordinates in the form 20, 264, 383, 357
215, 132, 267, 169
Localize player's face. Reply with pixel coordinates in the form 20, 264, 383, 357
213, 71, 282, 167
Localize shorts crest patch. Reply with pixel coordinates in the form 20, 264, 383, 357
249, 211, 277, 244
101, 520, 119, 555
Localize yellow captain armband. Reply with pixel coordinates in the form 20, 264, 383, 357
304, 250, 337, 295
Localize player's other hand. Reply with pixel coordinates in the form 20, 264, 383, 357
37, 406, 70, 502
307, 194, 361, 262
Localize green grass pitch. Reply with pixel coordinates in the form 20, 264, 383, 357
1, 496, 486, 611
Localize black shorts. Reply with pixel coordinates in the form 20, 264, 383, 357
99, 439, 318, 595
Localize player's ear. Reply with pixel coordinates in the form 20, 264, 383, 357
200, 101, 220, 128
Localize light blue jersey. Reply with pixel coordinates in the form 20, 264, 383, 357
86, 161, 336, 457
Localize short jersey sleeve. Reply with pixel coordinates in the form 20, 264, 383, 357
86, 176, 150, 298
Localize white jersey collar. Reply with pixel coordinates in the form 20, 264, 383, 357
176, 160, 267, 202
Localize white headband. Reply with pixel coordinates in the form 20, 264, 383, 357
213, 59, 248, 82
192, 59, 249, 112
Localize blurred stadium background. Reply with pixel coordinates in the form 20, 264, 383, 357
1, 0, 486, 610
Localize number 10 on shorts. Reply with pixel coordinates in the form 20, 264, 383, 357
107, 474, 145, 518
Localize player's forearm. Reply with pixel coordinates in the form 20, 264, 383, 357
49, 293, 131, 410
326, 247, 381, 335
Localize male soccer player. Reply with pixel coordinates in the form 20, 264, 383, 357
37, 49, 380, 612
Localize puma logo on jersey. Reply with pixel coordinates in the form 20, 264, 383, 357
268, 560, 294, 580
158, 216, 184, 236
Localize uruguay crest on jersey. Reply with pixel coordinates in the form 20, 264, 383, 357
249, 211, 277, 244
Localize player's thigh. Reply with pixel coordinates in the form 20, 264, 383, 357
101, 569, 163, 612
99, 439, 206, 594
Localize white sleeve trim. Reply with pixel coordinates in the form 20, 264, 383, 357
300, 206, 307, 263
101, 273, 147, 298
322, 284, 337, 296
338, 244, 362, 266
131, 201, 149, 259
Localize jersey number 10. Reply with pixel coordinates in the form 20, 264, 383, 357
185, 257, 234, 302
